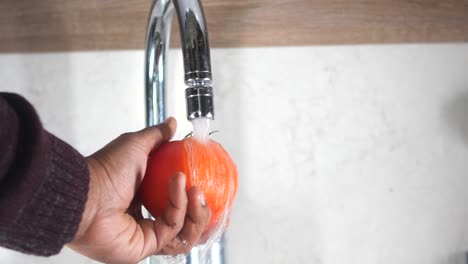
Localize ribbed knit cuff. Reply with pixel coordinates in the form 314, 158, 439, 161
0, 93, 89, 256
12, 132, 90, 256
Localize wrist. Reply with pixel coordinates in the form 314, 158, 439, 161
71, 157, 101, 242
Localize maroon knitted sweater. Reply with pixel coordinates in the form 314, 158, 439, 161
0, 92, 89, 256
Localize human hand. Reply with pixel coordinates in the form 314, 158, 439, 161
67, 118, 211, 264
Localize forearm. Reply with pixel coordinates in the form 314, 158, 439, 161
0, 93, 89, 256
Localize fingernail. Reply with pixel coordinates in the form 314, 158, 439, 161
177, 172, 186, 189
180, 174, 186, 188
164, 117, 173, 124
200, 191, 207, 207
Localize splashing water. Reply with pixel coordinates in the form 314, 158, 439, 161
191, 118, 211, 143
152, 209, 230, 264
153, 117, 233, 264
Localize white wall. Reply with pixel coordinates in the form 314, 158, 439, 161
1, 44, 468, 264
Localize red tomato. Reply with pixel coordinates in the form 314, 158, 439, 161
139, 136, 238, 234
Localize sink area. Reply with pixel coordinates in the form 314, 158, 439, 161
2, 43, 468, 264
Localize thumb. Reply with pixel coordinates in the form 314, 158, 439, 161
136, 117, 177, 154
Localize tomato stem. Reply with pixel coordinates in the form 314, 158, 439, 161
184, 131, 193, 138
184, 130, 219, 139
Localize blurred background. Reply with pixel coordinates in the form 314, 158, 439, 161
1, 1, 468, 264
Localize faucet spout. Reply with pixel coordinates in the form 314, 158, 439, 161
144, 3, 222, 264
145, 0, 214, 127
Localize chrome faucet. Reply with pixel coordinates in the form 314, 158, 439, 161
144, 0, 223, 263
145, 0, 214, 127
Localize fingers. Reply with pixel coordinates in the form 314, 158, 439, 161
136, 174, 211, 258
164, 172, 188, 230
136, 117, 177, 154
163, 186, 211, 255
138, 172, 188, 256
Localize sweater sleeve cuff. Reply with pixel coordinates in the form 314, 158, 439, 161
18, 132, 90, 256
0, 93, 89, 256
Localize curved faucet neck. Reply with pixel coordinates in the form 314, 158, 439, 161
145, 0, 214, 126
173, 0, 212, 86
